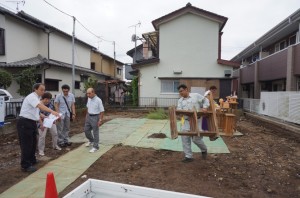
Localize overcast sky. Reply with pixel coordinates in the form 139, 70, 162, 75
1, 0, 300, 64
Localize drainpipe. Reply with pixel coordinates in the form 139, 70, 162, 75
43, 65, 51, 84
218, 32, 223, 60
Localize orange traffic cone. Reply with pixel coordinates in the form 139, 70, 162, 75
45, 172, 58, 198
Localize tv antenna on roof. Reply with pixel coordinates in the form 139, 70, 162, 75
6, 0, 25, 11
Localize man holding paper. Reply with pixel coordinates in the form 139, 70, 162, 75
17, 83, 60, 173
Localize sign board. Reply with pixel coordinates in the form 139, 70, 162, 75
0, 96, 4, 127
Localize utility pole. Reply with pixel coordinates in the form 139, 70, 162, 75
72, 16, 75, 95
113, 41, 116, 77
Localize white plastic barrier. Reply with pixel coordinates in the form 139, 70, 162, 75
64, 179, 209, 198
242, 91, 300, 124
0, 96, 4, 127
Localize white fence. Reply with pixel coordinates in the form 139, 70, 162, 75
242, 91, 300, 124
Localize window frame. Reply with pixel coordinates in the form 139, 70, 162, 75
0, 28, 5, 55
160, 80, 180, 93
45, 79, 60, 91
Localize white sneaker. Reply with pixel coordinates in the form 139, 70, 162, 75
89, 147, 98, 153
85, 142, 93, 147
39, 151, 45, 156
54, 145, 62, 151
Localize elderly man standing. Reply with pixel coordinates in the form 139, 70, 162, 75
177, 84, 210, 163
84, 88, 104, 153
54, 84, 76, 147
17, 83, 60, 172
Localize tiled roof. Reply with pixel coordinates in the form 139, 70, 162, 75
0, 55, 110, 77
152, 3, 227, 31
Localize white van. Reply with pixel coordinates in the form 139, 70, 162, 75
0, 89, 23, 118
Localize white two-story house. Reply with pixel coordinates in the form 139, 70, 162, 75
129, 3, 239, 106
0, 6, 109, 98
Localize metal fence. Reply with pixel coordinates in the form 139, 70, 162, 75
241, 91, 300, 124
105, 97, 179, 108
8, 93, 299, 125
4, 101, 23, 119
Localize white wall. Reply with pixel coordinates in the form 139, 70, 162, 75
45, 66, 86, 97
158, 13, 231, 77
139, 13, 233, 98
49, 32, 90, 69
0, 16, 47, 62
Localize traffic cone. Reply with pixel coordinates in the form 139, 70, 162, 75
45, 172, 58, 198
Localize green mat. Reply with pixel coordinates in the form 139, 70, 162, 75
120, 118, 230, 153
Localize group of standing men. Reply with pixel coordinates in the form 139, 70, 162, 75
16, 81, 215, 172
17, 83, 104, 173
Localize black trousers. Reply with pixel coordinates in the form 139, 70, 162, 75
17, 117, 38, 169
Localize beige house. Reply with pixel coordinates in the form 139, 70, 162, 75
91, 49, 123, 80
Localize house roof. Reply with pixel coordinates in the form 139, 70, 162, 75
131, 57, 160, 69
217, 59, 240, 68
152, 3, 228, 31
0, 54, 111, 77
231, 8, 300, 62
126, 44, 143, 57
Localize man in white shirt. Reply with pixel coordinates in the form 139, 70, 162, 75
17, 83, 60, 172
177, 84, 210, 163
84, 88, 105, 153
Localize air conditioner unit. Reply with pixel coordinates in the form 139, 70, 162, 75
173, 70, 182, 74
224, 69, 232, 77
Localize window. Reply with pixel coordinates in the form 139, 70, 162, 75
0, 28, 5, 55
45, 79, 59, 91
75, 81, 80, 89
289, 35, 296, 46
161, 80, 179, 93
275, 43, 280, 52
117, 68, 122, 75
91, 62, 95, 70
279, 41, 286, 50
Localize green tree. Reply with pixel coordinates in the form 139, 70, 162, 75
0, 69, 12, 89
131, 76, 138, 106
15, 67, 38, 96
83, 77, 98, 91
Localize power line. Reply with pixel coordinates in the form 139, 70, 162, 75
43, 0, 72, 18
76, 19, 101, 39
43, 0, 114, 45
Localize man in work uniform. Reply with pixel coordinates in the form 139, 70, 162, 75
177, 84, 210, 163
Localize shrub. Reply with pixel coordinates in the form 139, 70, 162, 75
146, 108, 168, 120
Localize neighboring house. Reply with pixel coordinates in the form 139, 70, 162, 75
127, 3, 239, 105
91, 49, 125, 103
0, 6, 109, 98
125, 44, 143, 80
91, 49, 124, 80
231, 8, 300, 99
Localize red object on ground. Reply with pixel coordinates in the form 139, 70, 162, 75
45, 172, 58, 198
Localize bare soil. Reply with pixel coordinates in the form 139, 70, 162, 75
0, 110, 299, 198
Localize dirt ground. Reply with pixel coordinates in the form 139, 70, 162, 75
0, 110, 299, 198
